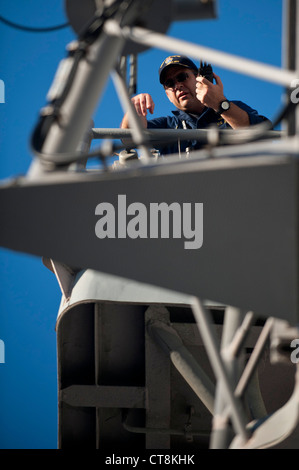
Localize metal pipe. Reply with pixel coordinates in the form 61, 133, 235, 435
191, 297, 250, 443
104, 19, 297, 87
282, 0, 298, 136
210, 307, 249, 449
219, 317, 274, 429
234, 317, 275, 399
147, 319, 215, 415
31, 31, 126, 174
128, 54, 137, 97
119, 55, 127, 83
91, 128, 283, 141
224, 311, 255, 360
111, 69, 152, 161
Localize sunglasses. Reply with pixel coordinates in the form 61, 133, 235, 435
163, 72, 190, 89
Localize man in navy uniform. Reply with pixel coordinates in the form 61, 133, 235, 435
121, 55, 269, 156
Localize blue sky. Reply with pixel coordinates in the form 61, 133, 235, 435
0, 1, 284, 449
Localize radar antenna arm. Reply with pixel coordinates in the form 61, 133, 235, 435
29, 0, 172, 177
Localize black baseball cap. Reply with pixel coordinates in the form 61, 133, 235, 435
159, 55, 198, 84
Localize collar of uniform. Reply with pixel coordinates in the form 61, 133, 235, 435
172, 107, 213, 126
172, 109, 197, 127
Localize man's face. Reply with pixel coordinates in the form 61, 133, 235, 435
163, 65, 203, 113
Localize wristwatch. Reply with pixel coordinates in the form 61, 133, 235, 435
217, 99, 230, 114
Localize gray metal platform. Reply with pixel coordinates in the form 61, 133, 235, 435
55, 269, 298, 449
1, 154, 299, 323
